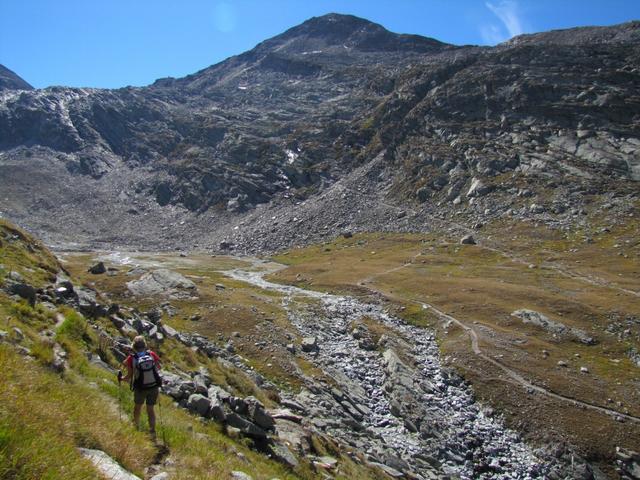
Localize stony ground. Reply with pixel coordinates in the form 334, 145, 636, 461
229, 264, 548, 479
267, 231, 640, 479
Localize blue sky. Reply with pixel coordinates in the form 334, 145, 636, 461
1, 0, 639, 89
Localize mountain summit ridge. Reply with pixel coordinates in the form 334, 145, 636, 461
163, 13, 455, 94
4, 14, 639, 90
262, 12, 452, 54
504, 19, 640, 46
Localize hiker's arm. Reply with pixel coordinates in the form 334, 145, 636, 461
152, 352, 162, 370
121, 359, 133, 382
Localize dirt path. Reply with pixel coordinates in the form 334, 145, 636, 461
356, 244, 640, 424
426, 213, 639, 298
227, 261, 547, 478
420, 301, 640, 424
284, 177, 640, 423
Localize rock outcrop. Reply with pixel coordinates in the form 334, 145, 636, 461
512, 309, 596, 345
78, 448, 141, 480
126, 269, 197, 298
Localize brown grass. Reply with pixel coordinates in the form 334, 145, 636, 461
270, 229, 640, 466
61, 252, 331, 393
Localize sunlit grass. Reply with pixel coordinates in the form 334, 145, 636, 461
0, 219, 400, 479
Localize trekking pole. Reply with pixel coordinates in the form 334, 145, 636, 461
117, 370, 123, 422
156, 393, 168, 449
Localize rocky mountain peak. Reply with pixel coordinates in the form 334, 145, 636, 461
0, 65, 33, 91
250, 12, 452, 56
290, 13, 383, 36
160, 13, 454, 92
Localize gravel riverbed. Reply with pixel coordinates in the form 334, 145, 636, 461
227, 265, 548, 479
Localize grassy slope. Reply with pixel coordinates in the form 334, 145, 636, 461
270, 224, 640, 470
62, 252, 328, 392
0, 222, 388, 480
0, 218, 61, 286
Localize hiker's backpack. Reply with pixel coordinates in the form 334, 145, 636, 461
132, 351, 161, 390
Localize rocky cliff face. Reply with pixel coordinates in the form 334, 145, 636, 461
0, 14, 638, 250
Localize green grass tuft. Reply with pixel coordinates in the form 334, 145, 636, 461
56, 310, 88, 342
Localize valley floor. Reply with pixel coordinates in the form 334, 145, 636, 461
56, 221, 639, 479
267, 229, 640, 474
2, 214, 638, 479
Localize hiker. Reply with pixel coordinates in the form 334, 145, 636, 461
119, 335, 162, 437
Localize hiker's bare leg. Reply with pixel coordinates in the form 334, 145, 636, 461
133, 403, 143, 429
147, 404, 156, 434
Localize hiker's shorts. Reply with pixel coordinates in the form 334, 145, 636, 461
134, 386, 160, 406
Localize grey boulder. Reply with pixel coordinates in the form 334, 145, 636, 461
209, 397, 226, 422
127, 269, 197, 297
245, 396, 275, 430
8, 282, 37, 306
301, 336, 318, 352
460, 234, 476, 245
186, 394, 210, 417
88, 262, 106, 274
225, 413, 267, 438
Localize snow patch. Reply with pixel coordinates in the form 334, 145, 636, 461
285, 149, 298, 165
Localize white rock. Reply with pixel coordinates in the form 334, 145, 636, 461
231, 472, 253, 480
126, 269, 197, 297
467, 177, 490, 197
79, 448, 141, 480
